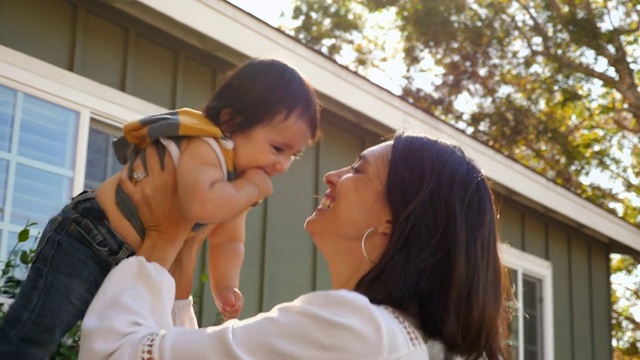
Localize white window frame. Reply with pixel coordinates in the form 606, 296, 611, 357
0, 79, 90, 260
0, 44, 165, 261
501, 244, 555, 360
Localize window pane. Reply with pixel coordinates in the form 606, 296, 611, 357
0, 84, 16, 152
17, 94, 78, 169
10, 164, 70, 228
85, 126, 122, 190
0, 160, 7, 222
508, 268, 519, 358
523, 276, 542, 360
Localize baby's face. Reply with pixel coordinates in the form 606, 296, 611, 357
230, 112, 312, 176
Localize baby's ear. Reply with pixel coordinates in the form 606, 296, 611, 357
219, 108, 240, 136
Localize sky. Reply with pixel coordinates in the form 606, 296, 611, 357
227, 0, 295, 27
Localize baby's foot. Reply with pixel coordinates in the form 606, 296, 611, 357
214, 287, 244, 321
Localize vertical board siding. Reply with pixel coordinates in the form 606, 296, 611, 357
0, 0, 228, 111
262, 145, 318, 310
591, 243, 612, 360
524, 214, 547, 259
548, 227, 573, 360
79, 12, 127, 90
500, 204, 523, 249
0, 0, 75, 70
177, 57, 216, 110
570, 237, 594, 359
130, 37, 176, 109
239, 203, 267, 319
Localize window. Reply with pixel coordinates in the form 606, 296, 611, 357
502, 245, 554, 360
84, 124, 122, 189
0, 84, 79, 260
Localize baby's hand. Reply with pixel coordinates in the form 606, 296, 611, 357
242, 168, 273, 200
214, 287, 244, 321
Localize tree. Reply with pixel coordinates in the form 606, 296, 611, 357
286, 0, 640, 354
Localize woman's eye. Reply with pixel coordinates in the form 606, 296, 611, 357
350, 164, 360, 173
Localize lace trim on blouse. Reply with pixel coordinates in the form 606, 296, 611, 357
382, 305, 426, 349
140, 330, 166, 360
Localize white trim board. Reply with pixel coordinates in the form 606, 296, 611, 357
502, 245, 555, 360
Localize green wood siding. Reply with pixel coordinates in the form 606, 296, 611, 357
591, 243, 612, 360
501, 201, 612, 360
571, 237, 593, 359
0, 0, 75, 70
500, 204, 523, 249
78, 12, 127, 89
524, 214, 547, 258
0, 0, 231, 110
548, 227, 573, 360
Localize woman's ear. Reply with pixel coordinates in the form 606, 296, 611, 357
377, 219, 393, 237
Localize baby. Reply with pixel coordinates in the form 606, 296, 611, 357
0, 58, 320, 359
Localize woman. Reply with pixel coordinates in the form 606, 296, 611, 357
79, 133, 511, 359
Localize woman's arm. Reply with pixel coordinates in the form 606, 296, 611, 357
80, 257, 387, 359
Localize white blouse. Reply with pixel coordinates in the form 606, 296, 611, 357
79, 256, 429, 359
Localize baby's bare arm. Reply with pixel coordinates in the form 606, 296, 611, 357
176, 138, 270, 224
207, 213, 245, 290
207, 212, 246, 319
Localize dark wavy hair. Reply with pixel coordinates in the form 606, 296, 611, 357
203, 58, 320, 140
355, 133, 510, 360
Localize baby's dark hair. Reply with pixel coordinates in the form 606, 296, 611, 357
203, 58, 320, 140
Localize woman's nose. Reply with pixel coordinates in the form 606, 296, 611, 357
323, 167, 348, 187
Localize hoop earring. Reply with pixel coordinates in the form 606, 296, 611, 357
361, 227, 377, 265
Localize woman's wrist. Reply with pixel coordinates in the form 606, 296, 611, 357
137, 232, 185, 269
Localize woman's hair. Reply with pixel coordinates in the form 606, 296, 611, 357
203, 58, 321, 140
355, 133, 511, 360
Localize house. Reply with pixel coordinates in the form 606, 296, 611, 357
1, 0, 639, 358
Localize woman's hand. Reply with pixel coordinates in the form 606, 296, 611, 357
119, 145, 194, 268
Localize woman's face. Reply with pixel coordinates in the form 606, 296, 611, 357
305, 141, 393, 260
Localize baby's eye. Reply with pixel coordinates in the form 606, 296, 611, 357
272, 146, 284, 153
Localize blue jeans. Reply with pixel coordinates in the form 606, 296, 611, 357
0, 191, 134, 359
